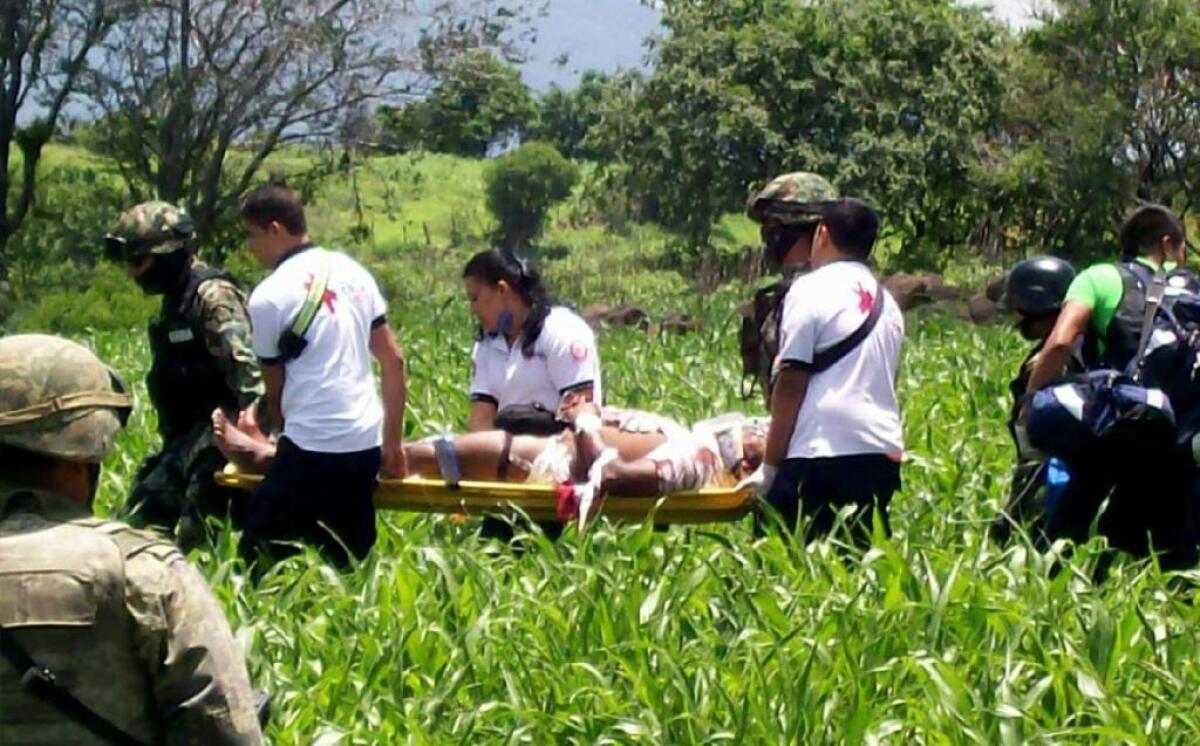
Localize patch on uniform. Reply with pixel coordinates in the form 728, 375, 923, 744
854, 282, 874, 313
570, 342, 589, 362
168, 328, 195, 343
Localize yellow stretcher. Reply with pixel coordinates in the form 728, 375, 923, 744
215, 468, 754, 525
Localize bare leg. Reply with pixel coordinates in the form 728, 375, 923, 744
598, 458, 664, 497
212, 409, 276, 474
404, 432, 559, 482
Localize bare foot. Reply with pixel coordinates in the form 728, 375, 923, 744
212, 408, 275, 474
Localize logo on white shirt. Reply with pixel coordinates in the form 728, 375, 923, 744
304, 273, 339, 314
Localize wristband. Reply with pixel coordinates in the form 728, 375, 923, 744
433, 433, 461, 488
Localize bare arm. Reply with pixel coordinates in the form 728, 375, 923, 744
468, 400, 497, 432
259, 363, 285, 435
765, 367, 810, 467
1025, 301, 1092, 395
370, 321, 407, 478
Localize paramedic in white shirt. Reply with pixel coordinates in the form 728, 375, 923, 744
753, 198, 905, 544
462, 248, 602, 430
236, 183, 407, 568
461, 247, 601, 541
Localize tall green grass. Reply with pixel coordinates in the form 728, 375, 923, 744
80, 299, 1200, 744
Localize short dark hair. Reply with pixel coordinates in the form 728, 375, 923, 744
820, 198, 879, 260
240, 183, 307, 235
1119, 204, 1184, 261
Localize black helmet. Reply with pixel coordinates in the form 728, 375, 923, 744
1002, 256, 1076, 318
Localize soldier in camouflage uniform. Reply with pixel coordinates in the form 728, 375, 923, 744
741, 172, 838, 405
103, 202, 262, 547
0, 334, 264, 745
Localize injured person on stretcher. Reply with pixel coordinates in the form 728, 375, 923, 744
212, 403, 766, 498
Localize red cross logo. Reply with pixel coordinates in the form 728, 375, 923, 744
854, 282, 874, 313
304, 275, 338, 314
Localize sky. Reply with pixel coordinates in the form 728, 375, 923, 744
520, 0, 1041, 90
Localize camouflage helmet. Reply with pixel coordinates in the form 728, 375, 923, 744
0, 334, 132, 463
104, 201, 196, 263
746, 172, 838, 226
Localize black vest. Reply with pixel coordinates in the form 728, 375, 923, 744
146, 265, 239, 440
1083, 262, 1200, 371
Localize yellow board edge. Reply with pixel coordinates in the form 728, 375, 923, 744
215, 467, 754, 525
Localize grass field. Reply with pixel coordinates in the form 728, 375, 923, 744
10, 145, 1200, 743
85, 303, 1200, 744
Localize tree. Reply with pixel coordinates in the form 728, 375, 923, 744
378, 50, 536, 157
484, 141, 578, 250
981, 0, 1200, 260
527, 70, 616, 161
0, 0, 117, 260
596, 0, 1009, 260
78, 0, 535, 247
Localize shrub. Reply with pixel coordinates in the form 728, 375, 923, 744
484, 142, 578, 251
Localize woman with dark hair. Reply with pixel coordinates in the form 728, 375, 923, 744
461, 248, 601, 542
462, 248, 602, 432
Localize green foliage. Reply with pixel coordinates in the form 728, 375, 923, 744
379, 51, 537, 157
597, 0, 1008, 262
527, 70, 621, 161
978, 0, 1200, 259
484, 142, 579, 250
75, 303, 1200, 744
14, 137, 1200, 743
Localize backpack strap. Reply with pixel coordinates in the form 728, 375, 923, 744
0, 626, 149, 746
810, 280, 885, 373
1131, 267, 1167, 381
276, 256, 330, 361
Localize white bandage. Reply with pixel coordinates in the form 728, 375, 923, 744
573, 412, 603, 434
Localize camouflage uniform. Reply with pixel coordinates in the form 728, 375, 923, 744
106, 203, 262, 543
0, 334, 264, 745
741, 172, 838, 403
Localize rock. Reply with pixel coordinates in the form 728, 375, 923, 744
583, 304, 649, 329
660, 313, 699, 335
928, 283, 968, 302
883, 272, 944, 311
985, 274, 1006, 303
968, 293, 999, 324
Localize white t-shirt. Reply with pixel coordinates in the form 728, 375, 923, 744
470, 306, 602, 412
248, 245, 386, 453
776, 261, 905, 459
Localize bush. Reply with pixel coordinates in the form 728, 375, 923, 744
484, 142, 579, 250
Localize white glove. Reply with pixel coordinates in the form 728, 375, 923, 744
737, 463, 778, 497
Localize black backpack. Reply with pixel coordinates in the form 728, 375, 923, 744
1127, 265, 1200, 452
740, 275, 794, 400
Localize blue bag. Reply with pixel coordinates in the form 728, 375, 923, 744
1026, 370, 1176, 464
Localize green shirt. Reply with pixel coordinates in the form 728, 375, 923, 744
1062, 257, 1177, 343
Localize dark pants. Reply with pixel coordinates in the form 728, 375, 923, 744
759, 454, 901, 545
242, 437, 380, 569
1046, 452, 1198, 572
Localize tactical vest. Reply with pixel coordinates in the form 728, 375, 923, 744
740, 266, 805, 401
1083, 263, 1200, 371
147, 266, 239, 440
0, 493, 167, 744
